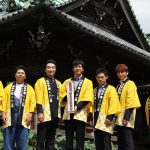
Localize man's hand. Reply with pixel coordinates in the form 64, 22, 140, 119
37, 113, 44, 123
26, 113, 33, 126
2, 112, 7, 125
70, 106, 77, 114
122, 119, 128, 126
87, 113, 93, 127
104, 119, 111, 127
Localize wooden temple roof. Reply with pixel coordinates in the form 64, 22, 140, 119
0, 0, 149, 50
0, 1, 150, 66
0, 0, 150, 85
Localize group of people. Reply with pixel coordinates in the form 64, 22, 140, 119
0, 58, 142, 150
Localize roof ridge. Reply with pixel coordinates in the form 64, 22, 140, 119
0, 0, 76, 12
0, 0, 77, 21
51, 0, 76, 7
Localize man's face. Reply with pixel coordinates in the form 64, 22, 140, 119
15, 69, 26, 83
45, 63, 56, 77
96, 73, 108, 86
117, 71, 128, 81
73, 64, 84, 76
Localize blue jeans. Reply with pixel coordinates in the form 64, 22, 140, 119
3, 125, 28, 150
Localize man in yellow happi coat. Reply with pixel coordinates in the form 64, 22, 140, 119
93, 67, 120, 150
115, 64, 141, 150
145, 97, 150, 127
34, 59, 62, 150
61, 59, 93, 150
0, 80, 4, 113
145, 97, 150, 138
1, 65, 36, 150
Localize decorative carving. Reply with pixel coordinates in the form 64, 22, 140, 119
95, 7, 106, 22
103, 0, 108, 4
113, 1, 119, 9
103, 0, 111, 8
28, 26, 51, 52
80, 2, 88, 11
77, 0, 123, 32
0, 40, 13, 59
67, 44, 83, 60
96, 55, 110, 68
113, 17, 123, 30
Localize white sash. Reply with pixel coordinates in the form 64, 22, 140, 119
66, 81, 75, 112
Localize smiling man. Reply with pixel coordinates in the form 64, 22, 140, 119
61, 59, 93, 150
34, 59, 62, 150
115, 64, 141, 150
2, 65, 36, 150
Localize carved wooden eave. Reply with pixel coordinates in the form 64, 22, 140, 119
0, 0, 149, 52
59, 0, 90, 12
55, 10, 150, 67
0, 4, 150, 68
61, 0, 150, 52
68, 0, 122, 35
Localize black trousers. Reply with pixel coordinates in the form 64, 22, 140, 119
148, 125, 150, 143
117, 125, 134, 150
36, 118, 58, 150
64, 119, 86, 150
94, 129, 112, 150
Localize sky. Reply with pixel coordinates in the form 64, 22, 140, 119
129, 0, 150, 34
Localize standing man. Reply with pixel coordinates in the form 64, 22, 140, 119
145, 97, 150, 129
93, 67, 120, 150
115, 64, 141, 150
61, 59, 94, 150
0, 80, 4, 113
145, 96, 150, 139
1, 65, 36, 150
35, 59, 62, 150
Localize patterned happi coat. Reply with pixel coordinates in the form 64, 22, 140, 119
145, 97, 150, 126
0, 81, 4, 111
34, 77, 62, 122
94, 85, 120, 134
116, 80, 141, 128
3, 82, 36, 129
61, 77, 94, 123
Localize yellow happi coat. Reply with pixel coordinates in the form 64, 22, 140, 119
145, 97, 150, 126
94, 85, 120, 134
3, 83, 36, 129
0, 81, 4, 111
116, 80, 141, 128
34, 77, 62, 122
61, 78, 94, 123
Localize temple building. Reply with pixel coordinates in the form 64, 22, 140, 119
0, 0, 150, 149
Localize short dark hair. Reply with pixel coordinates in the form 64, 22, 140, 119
115, 64, 128, 72
15, 65, 27, 75
96, 67, 108, 76
72, 59, 84, 68
45, 59, 56, 67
